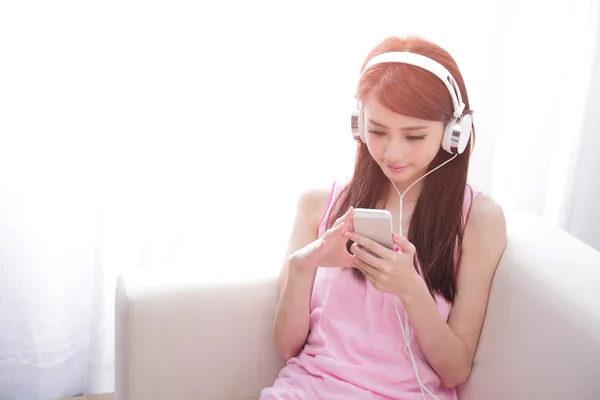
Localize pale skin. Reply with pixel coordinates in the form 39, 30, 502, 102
274, 97, 507, 388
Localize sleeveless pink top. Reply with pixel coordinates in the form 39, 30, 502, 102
260, 181, 480, 400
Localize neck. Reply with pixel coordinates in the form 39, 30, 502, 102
387, 178, 425, 203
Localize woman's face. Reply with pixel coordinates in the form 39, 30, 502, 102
362, 97, 444, 186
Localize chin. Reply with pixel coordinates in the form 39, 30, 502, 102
383, 169, 412, 184
383, 165, 426, 186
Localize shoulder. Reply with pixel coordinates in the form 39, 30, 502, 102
295, 185, 335, 227
297, 186, 332, 210
462, 192, 507, 267
466, 193, 506, 240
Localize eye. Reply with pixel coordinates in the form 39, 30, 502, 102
407, 135, 427, 140
366, 129, 385, 135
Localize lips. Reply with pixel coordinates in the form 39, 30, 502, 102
387, 164, 409, 173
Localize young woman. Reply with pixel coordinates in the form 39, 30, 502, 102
260, 35, 507, 400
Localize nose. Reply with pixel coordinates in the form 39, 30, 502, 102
384, 135, 407, 162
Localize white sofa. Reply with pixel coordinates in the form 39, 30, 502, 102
114, 213, 600, 400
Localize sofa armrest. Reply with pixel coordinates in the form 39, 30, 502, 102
458, 213, 600, 400
115, 273, 285, 400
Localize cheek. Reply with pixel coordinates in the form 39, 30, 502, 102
413, 140, 441, 163
365, 136, 384, 156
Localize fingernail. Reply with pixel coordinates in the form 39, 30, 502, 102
345, 231, 353, 238
394, 246, 400, 252
393, 233, 400, 239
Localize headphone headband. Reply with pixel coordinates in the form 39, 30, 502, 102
351, 51, 472, 155
358, 52, 465, 118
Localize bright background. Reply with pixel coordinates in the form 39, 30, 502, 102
1, 0, 599, 398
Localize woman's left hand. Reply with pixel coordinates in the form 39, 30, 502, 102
346, 231, 420, 296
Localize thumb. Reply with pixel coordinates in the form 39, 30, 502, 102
393, 233, 416, 254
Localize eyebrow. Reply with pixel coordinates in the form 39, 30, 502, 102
367, 118, 429, 131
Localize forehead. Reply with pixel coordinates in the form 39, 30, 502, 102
362, 97, 431, 126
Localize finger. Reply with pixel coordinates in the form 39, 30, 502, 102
333, 222, 347, 236
334, 206, 354, 226
351, 242, 384, 270
392, 233, 416, 254
353, 257, 379, 282
345, 206, 354, 232
345, 231, 386, 258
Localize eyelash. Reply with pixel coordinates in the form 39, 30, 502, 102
366, 129, 426, 140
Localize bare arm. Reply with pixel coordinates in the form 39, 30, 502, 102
273, 188, 330, 360
399, 194, 507, 387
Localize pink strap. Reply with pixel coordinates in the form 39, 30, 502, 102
318, 181, 347, 237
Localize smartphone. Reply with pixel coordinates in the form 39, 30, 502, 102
348, 208, 394, 254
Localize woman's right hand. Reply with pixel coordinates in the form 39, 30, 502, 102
288, 206, 356, 271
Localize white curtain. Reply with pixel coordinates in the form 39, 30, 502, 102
0, 0, 598, 398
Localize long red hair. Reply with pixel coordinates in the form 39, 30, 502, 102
327, 36, 475, 303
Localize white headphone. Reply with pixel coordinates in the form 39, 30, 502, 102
350, 51, 472, 155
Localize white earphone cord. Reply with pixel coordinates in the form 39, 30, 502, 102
390, 154, 457, 400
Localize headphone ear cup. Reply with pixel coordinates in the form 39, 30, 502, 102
442, 117, 456, 154
358, 106, 366, 143
350, 103, 366, 142
442, 114, 472, 154
351, 112, 358, 141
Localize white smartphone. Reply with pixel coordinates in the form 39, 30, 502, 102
351, 208, 395, 251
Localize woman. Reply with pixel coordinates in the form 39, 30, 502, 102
260, 35, 506, 400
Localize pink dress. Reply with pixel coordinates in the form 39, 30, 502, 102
260, 181, 479, 400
